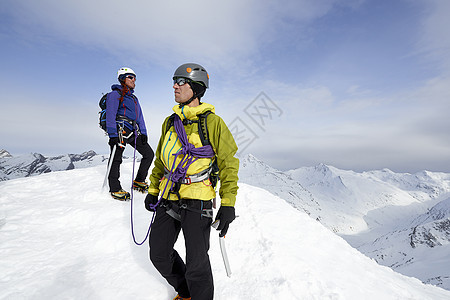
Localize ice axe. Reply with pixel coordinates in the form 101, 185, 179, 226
211, 220, 232, 277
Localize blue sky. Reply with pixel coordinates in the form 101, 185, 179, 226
1, 0, 450, 173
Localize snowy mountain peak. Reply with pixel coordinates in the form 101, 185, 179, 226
288, 163, 346, 190
314, 163, 344, 182
69, 150, 97, 162
315, 162, 332, 173
240, 153, 274, 170
0, 149, 12, 158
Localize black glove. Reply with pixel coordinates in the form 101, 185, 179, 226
141, 134, 148, 144
215, 206, 235, 237
108, 137, 119, 147
144, 194, 159, 212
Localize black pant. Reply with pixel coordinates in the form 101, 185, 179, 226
149, 200, 214, 300
108, 133, 154, 192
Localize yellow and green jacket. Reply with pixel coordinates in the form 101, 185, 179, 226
148, 103, 239, 207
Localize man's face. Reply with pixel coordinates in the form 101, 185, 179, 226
124, 75, 136, 89
173, 78, 194, 104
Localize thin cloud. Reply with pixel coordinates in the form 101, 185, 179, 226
416, 0, 450, 73
5, 0, 353, 68
235, 73, 450, 172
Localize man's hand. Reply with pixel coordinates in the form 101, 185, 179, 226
108, 137, 119, 147
215, 206, 235, 237
144, 194, 159, 212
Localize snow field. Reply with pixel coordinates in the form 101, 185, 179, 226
1, 163, 450, 299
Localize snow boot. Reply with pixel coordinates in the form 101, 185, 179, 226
132, 180, 149, 193
110, 189, 130, 201
173, 295, 191, 300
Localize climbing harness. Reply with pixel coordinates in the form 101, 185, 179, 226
159, 199, 214, 222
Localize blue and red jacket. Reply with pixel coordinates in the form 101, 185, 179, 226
105, 84, 147, 138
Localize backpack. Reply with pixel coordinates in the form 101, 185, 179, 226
98, 91, 124, 133
98, 93, 108, 132
166, 111, 220, 188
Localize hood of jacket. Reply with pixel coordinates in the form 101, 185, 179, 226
173, 102, 215, 121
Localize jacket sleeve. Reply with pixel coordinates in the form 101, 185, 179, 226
209, 115, 239, 207
148, 117, 170, 196
106, 91, 120, 137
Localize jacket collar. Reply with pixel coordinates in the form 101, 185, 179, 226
111, 84, 134, 95
173, 102, 215, 120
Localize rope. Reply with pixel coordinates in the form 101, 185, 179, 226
129, 113, 216, 245
169, 114, 215, 182
149, 114, 215, 209
129, 100, 154, 245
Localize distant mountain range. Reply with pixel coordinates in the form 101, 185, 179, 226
1, 150, 449, 290
0, 149, 107, 181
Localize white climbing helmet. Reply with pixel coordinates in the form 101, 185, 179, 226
117, 67, 136, 81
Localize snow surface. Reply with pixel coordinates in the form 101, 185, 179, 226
1, 162, 450, 299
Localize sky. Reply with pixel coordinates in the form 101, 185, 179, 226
1, 0, 450, 173
2, 164, 450, 299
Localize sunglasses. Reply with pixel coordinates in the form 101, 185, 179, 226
173, 77, 190, 86
125, 75, 136, 80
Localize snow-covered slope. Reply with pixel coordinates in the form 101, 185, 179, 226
239, 154, 319, 218
1, 163, 449, 299
239, 154, 450, 291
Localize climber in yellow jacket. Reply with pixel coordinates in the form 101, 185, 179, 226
144, 63, 239, 300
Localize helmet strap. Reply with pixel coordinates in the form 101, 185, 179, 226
179, 82, 201, 107
179, 95, 196, 107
